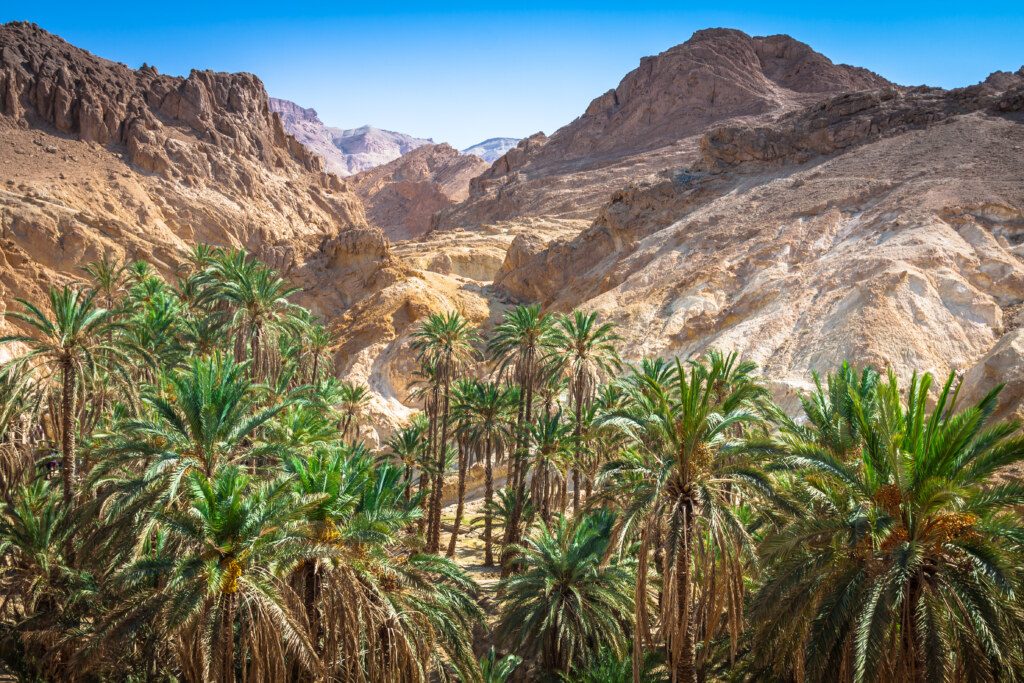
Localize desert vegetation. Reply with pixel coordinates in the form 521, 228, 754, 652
1, 249, 1022, 682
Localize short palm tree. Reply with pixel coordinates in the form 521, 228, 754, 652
749, 370, 1024, 682
479, 647, 523, 682
82, 254, 128, 311
386, 415, 427, 501
337, 380, 370, 440
1, 287, 123, 503
495, 511, 636, 677
103, 354, 287, 494
126, 467, 319, 683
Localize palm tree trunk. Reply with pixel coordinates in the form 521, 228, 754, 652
429, 376, 452, 552
422, 389, 438, 539
671, 502, 697, 683
219, 593, 237, 683
484, 437, 495, 566
403, 464, 412, 502
572, 390, 582, 513
446, 439, 469, 557
60, 359, 77, 505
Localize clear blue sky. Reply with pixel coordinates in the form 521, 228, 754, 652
3, 2, 1022, 149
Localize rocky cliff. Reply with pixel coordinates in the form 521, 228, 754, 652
0, 21, 406, 333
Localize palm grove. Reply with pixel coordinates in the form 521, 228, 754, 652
0, 248, 1022, 682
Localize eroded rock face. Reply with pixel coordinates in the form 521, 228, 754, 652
495, 75, 1024, 410
435, 28, 892, 229
350, 143, 488, 241
0, 21, 387, 333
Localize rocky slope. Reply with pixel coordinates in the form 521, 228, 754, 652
495, 70, 1024, 418
270, 97, 431, 175
462, 137, 519, 162
434, 29, 891, 229
349, 143, 488, 240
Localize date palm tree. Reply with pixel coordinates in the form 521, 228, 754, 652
453, 380, 518, 565
386, 415, 428, 502
1, 287, 123, 503
749, 370, 1024, 682
214, 251, 300, 382
126, 466, 319, 683
548, 310, 620, 512
600, 352, 773, 682
337, 380, 370, 440
411, 311, 478, 552
102, 354, 288, 496
487, 304, 555, 562
528, 410, 573, 523
495, 511, 636, 677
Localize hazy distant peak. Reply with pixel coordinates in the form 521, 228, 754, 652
269, 98, 432, 175
462, 137, 521, 162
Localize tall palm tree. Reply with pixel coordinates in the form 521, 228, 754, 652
601, 352, 772, 682
749, 370, 1024, 682
495, 511, 636, 677
446, 378, 477, 557
487, 304, 555, 561
528, 410, 573, 523
411, 311, 478, 552
454, 380, 518, 565
548, 310, 620, 512
1, 287, 123, 503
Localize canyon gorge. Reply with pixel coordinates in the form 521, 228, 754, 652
2, 21, 1023, 438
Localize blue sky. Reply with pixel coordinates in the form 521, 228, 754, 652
3, 2, 1022, 148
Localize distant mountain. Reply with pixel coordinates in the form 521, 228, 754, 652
269, 97, 432, 175
461, 137, 520, 162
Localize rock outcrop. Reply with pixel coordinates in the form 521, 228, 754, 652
0, 21, 392, 336
350, 143, 488, 240
270, 97, 431, 175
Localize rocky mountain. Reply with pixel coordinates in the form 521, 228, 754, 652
461, 137, 519, 162
434, 29, 892, 229
269, 97, 431, 175
492, 69, 1024, 418
0, 22, 407, 353
350, 143, 489, 241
